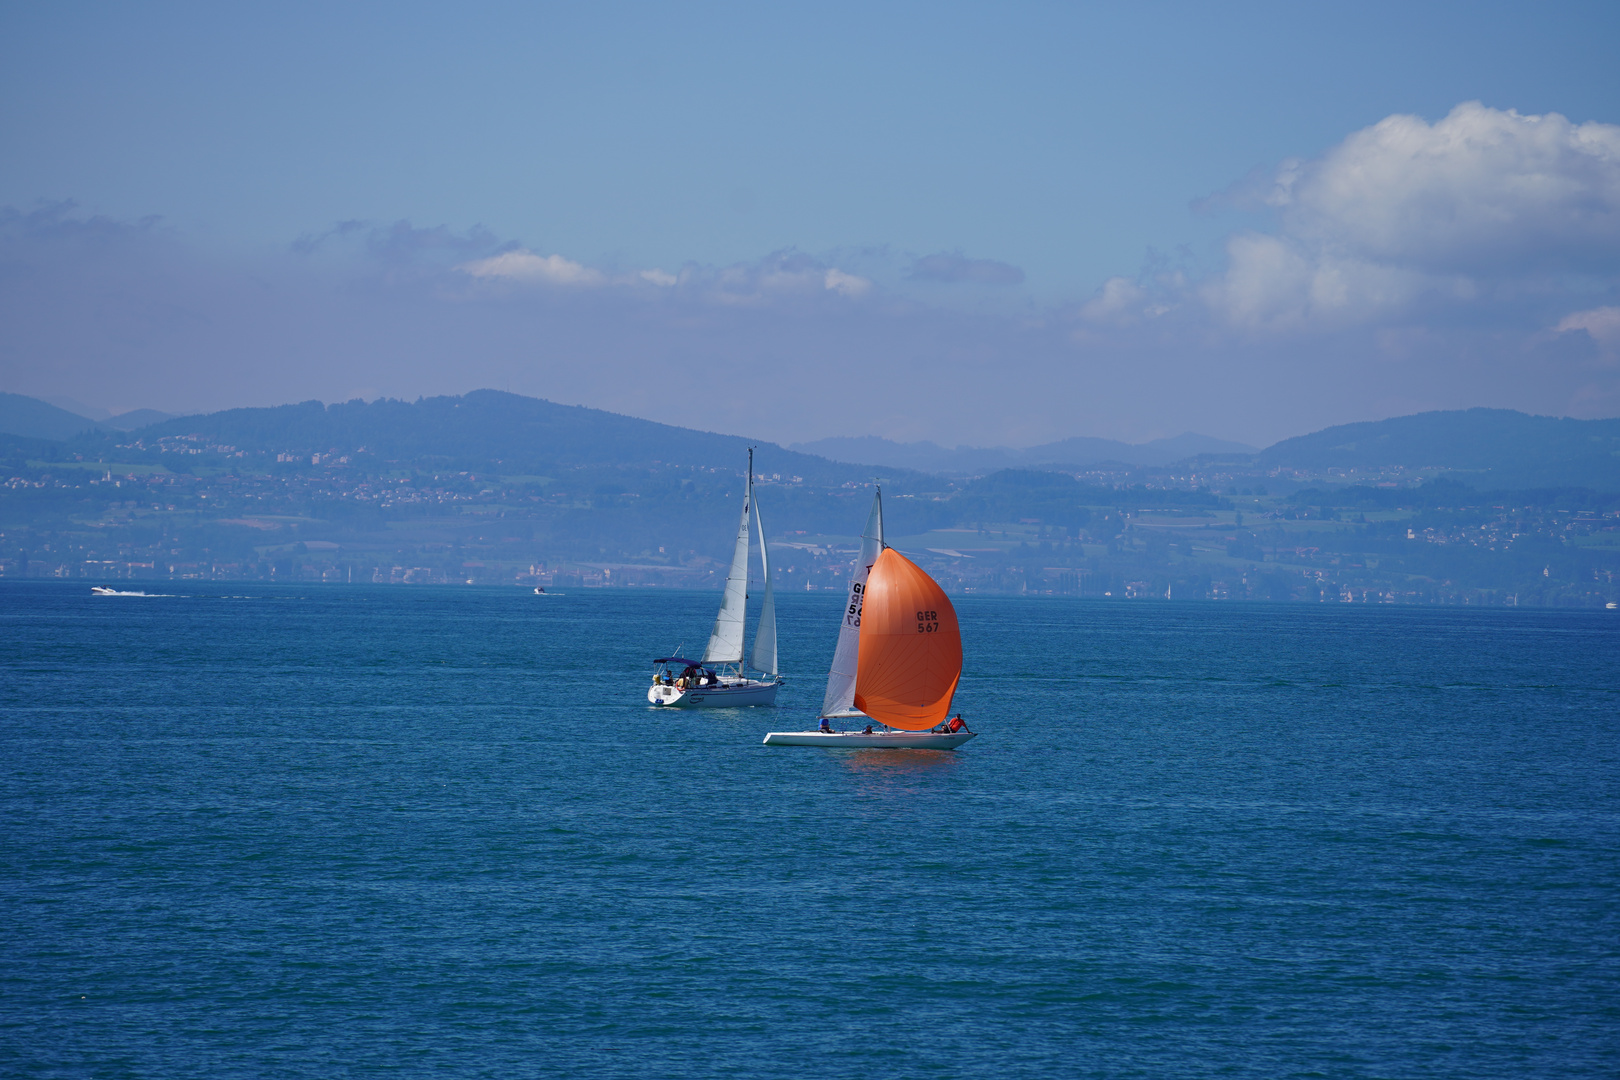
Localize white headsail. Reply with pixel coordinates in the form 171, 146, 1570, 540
820, 487, 883, 718
703, 456, 752, 665
750, 494, 777, 677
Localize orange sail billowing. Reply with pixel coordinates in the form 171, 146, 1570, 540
853, 548, 963, 731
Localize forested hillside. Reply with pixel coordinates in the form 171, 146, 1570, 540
2, 392, 1617, 605
1258, 409, 1620, 489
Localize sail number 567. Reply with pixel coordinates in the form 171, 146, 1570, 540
915, 610, 939, 633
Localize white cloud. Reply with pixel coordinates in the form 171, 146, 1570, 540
458, 250, 607, 286
823, 268, 871, 297
450, 245, 883, 307
1077, 275, 1178, 326
1206, 102, 1620, 329
1556, 305, 1620, 342
756, 268, 823, 294
454, 246, 876, 303
1280, 102, 1620, 274
1556, 305, 1620, 357
1203, 235, 1439, 330
1080, 277, 1149, 323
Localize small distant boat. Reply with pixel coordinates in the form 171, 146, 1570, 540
91, 586, 152, 597
1608, 602, 1618, 610
648, 449, 781, 708
533, 587, 546, 595
765, 488, 977, 749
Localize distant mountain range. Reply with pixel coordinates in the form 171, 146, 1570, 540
98, 409, 177, 431
789, 433, 1258, 474
1260, 408, 1620, 489
0, 393, 104, 441
791, 411, 1619, 489
2, 390, 1617, 490
0, 392, 175, 440
34, 390, 893, 486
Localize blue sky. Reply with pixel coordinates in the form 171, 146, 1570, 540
2, 1, 1618, 446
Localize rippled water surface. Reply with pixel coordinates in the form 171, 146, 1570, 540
2, 582, 1617, 1078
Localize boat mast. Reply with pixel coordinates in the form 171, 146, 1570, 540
746, 447, 754, 676
751, 455, 777, 678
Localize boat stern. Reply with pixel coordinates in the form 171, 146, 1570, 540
648, 684, 690, 707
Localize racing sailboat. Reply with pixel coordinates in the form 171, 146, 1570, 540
764, 489, 975, 748
648, 450, 780, 708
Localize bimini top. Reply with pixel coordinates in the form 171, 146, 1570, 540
653, 657, 713, 669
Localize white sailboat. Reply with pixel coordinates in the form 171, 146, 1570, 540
764, 489, 977, 749
648, 450, 781, 708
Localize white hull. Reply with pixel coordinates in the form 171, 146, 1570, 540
762, 729, 976, 749
649, 680, 780, 708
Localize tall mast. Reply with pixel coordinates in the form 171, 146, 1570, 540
751, 449, 777, 677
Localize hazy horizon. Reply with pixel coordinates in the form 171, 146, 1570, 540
20, 387, 1269, 453
3, 3, 1619, 447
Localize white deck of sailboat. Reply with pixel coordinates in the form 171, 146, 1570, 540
649, 678, 780, 707
762, 729, 976, 749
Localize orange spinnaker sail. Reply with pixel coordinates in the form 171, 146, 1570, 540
853, 548, 962, 731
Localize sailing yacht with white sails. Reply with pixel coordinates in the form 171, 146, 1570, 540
764, 488, 976, 749
648, 450, 781, 708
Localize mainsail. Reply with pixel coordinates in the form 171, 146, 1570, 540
750, 495, 777, 677
820, 489, 883, 718
852, 547, 962, 731
703, 461, 752, 665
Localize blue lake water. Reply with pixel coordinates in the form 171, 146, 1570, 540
2, 581, 1617, 1078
